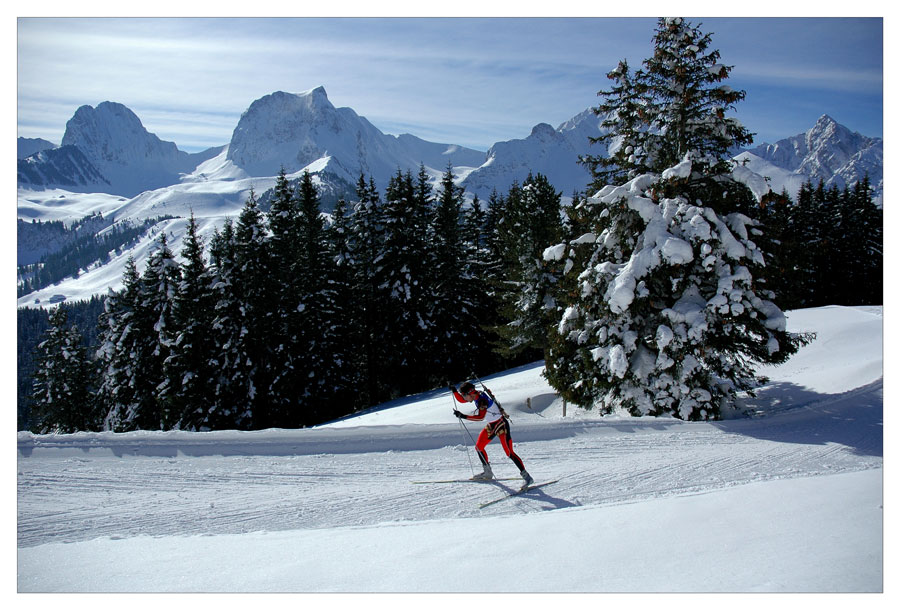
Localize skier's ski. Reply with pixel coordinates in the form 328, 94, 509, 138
478, 480, 560, 509
412, 477, 519, 484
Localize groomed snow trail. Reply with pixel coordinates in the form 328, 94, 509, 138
17, 380, 881, 549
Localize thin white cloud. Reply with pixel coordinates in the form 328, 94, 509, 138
16, 17, 883, 153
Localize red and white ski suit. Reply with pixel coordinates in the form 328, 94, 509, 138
452, 388, 526, 472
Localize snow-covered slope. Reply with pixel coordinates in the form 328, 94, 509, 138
17, 145, 112, 193
17, 305, 883, 592
460, 113, 596, 199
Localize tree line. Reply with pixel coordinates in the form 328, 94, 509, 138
27, 167, 564, 433
25, 16, 882, 431
760, 177, 882, 310
27, 164, 880, 433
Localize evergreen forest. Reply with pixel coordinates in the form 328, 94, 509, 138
21, 18, 882, 433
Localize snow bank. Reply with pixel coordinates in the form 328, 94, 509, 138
17, 469, 882, 592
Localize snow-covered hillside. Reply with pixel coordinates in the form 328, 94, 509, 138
17, 305, 883, 592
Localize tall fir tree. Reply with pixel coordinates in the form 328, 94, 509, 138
293, 170, 344, 423
641, 17, 754, 184
97, 256, 144, 430
100, 242, 173, 431
545, 17, 805, 420
207, 218, 250, 429
30, 306, 99, 433
347, 174, 390, 405
581, 59, 652, 190
493, 173, 564, 360
231, 190, 275, 428
380, 167, 435, 389
168, 213, 215, 429
141, 231, 183, 429
429, 165, 479, 381
267, 169, 305, 425
325, 197, 366, 412
461, 193, 506, 375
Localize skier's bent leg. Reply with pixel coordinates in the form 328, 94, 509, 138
476, 448, 489, 466
500, 433, 525, 471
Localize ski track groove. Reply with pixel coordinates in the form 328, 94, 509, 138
18, 399, 882, 548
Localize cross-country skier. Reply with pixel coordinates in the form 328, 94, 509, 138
450, 381, 533, 487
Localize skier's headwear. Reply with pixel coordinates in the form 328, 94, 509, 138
459, 382, 478, 397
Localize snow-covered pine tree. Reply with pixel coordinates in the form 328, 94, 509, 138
580, 58, 651, 190
266, 169, 305, 425
100, 236, 178, 432
206, 218, 249, 429
544, 17, 805, 420
347, 174, 390, 405
230, 190, 275, 428
97, 256, 143, 430
429, 165, 480, 381
325, 197, 366, 412
641, 17, 753, 188
168, 213, 215, 430
380, 167, 435, 390
142, 231, 183, 429
292, 170, 345, 423
493, 173, 564, 359
30, 306, 99, 433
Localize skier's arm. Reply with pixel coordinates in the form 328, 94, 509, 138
452, 405, 486, 421
463, 406, 487, 421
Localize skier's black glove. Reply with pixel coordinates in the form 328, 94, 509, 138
448, 384, 455, 392
453, 410, 466, 419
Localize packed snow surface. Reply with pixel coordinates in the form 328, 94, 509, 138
17, 306, 883, 592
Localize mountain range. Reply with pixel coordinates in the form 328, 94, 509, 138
16, 86, 883, 306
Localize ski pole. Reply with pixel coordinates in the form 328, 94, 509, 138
452, 390, 476, 477
470, 371, 499, 407
471, 371, 506, 418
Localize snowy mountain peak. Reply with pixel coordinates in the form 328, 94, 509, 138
62, 101, 177, 163
813, 113, 838, 129
807, 114, 852, 145
745, 114, 883, 203
225, 87, 485, 185
226, 87, 354, 177
302, 85, 331, 107
530, 122, 560, 140
55, 101, 207, 197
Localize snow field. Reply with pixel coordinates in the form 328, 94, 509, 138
17, 469, 882, 593
16, 305, 884, 593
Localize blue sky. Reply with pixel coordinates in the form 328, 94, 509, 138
17, 16, 883, 153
